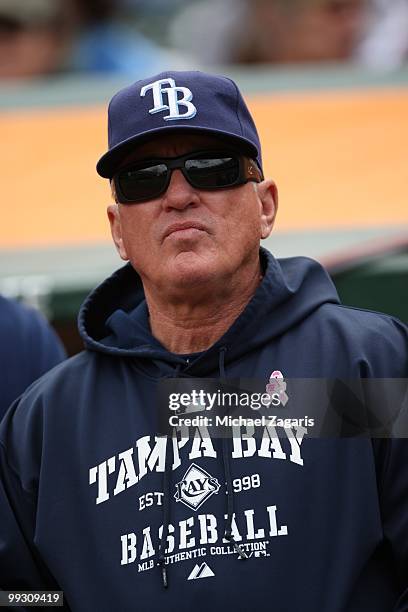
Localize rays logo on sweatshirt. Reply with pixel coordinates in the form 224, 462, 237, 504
174, 463, 220, 511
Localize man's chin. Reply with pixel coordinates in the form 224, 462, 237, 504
166, 252, 219, 288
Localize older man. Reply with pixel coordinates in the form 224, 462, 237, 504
0, 71, 407, 611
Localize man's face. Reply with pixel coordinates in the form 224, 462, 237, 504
108, 133, 277, 294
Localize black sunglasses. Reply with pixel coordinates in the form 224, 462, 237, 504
113, 150, 264, 204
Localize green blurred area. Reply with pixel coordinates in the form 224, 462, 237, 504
333, 252, 408, 323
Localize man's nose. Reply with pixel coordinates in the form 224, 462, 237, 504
161, 168, 200, 211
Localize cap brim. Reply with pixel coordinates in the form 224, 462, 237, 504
96, 125, 259, 178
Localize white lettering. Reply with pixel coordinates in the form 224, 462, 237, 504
222, 514, 242, 543
189, 426, 216, 460
120, 533, 137, 565
179, 517, 195, 549
140, 526, 156, 560
140, 78, 175, 113
113, 448, 138, 496
140, 78, 196, 120
172, 426, 189, 470
267, 505, 288, 537
136, 436, 166, 481
285, 426, 307, 466
244, 509, 265, 539
158, 523, 175, 554
198, 514, 218, 545
89, 456, 116, 504
258, 426, 286, 460
232, 425, 256, 458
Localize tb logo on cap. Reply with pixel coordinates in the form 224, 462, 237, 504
140, 78, 197, 121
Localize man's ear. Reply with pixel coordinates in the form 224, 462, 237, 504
257, 179, 279, 239
107, 204, 129, 261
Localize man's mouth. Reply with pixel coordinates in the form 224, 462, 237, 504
163, 222, 208, 240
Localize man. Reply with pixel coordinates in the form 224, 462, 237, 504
0, 295, 66, 420
0, 71, 407, 611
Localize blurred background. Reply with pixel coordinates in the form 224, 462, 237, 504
1, 0, 407, 355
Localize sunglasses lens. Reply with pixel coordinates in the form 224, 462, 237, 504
185, 156, 240, 188
116, 154, 245, 202
118, 163, 168, 201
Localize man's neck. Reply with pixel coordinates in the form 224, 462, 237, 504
143, 263, 263, 354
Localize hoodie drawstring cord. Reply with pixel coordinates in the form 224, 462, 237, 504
219, 345, 227, 379
219, 347, 248, 560
222, 436, 248, 559
158, 435, 173, 588
158, 363, 181, 588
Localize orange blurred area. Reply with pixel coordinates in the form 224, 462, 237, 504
1, 87, 407, 248
260, 88, 408, 231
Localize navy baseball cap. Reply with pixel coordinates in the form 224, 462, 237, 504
96, 70, 262, 178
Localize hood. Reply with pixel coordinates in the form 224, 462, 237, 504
78, 247, 340, 376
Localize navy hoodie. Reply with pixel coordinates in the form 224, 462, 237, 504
0, 248, 407, 612
0, 296, 66, 421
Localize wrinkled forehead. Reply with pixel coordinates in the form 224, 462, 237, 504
118, 132, 245, 169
